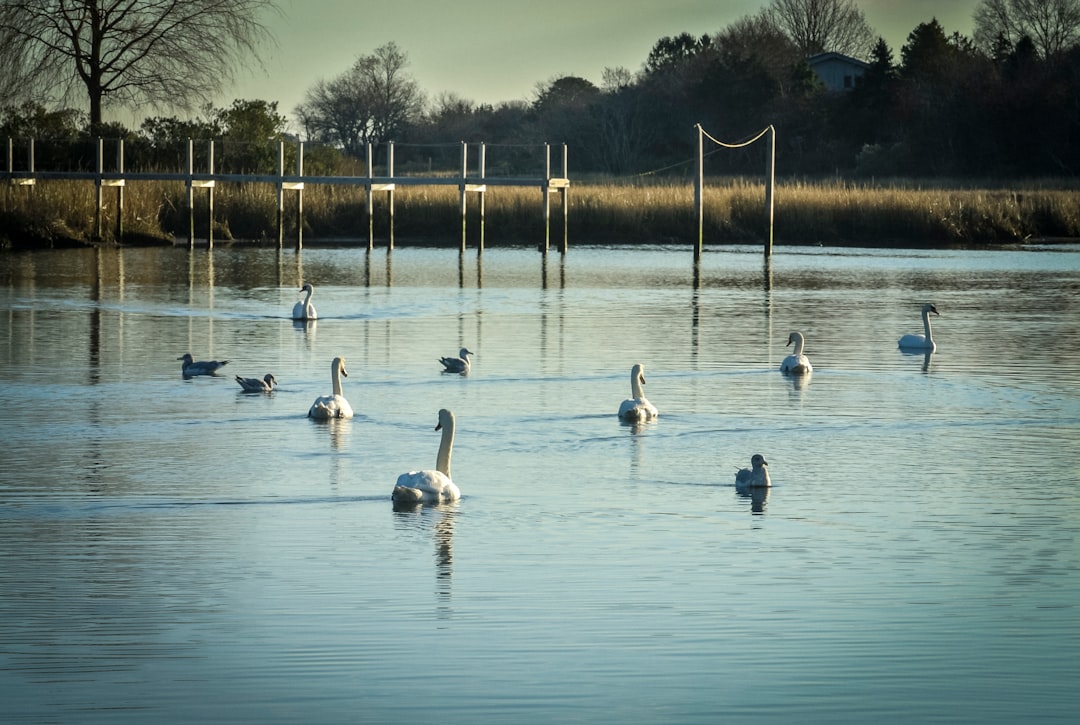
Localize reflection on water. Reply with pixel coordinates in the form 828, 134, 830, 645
736, 484, 770, 514
1, 243, 1079, 724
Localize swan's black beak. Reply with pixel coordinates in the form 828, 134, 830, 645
435, 422, 443, 431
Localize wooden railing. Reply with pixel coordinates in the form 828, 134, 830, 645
3, 138, 571, 252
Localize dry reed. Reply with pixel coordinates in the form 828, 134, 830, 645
3, 177, 1078, 248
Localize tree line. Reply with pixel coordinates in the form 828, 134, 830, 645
3, 0, 1080, 180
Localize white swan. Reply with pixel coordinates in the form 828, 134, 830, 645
235, 373, 276, 393
178, 353, 229, 377
735, 454, 771, 488
292, 283, 317, 321
780, 331, 813, 375
439, 347, 474, 374
898, 303, 940, 350
392, 408, 462, 504
308, 356, 353, 419
618, 363, 659, 422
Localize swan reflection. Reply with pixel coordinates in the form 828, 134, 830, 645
899, 347, 934, 373
392, 501, 458, 614
736, 486, 770, 513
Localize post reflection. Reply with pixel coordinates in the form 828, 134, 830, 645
540, 252, 566, 290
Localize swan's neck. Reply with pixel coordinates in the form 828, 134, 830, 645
304, 287, 313, 305
436, 420, 454, 477
792, 336, 805, 356
922, 310, 934, 342
331, 363, 344, 397
631, 372, 645, 399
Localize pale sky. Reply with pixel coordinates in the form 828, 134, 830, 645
208, 0, 983, 131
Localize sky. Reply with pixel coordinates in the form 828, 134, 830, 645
206, 0, 983, 130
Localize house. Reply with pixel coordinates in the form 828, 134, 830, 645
807, 52, 869, 92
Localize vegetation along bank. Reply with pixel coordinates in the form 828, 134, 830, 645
1, 178, 1077, 250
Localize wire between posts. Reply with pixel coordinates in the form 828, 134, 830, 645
700, 125, 773, 149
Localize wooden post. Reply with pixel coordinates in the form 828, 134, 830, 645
542, 143, 551, 254
95, 137, 103, 240
366, 143, 374, 250
765, 125, 775, 259
207, 141, 215, 249
276, 141, 285, 247
387, 141, 395, 251
187, 138, 195, 248
560, 143, 569, 254
459, 140, 467, 253
478, 142, 486, 254
296, 141, 304, 250
115, 139, 124, 241
694, 124, 703, 264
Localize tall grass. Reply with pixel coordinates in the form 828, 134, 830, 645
3, 177, 1078, 248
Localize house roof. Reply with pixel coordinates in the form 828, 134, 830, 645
807, 52, 870, 70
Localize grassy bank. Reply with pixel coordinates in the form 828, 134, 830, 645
2, 177, 1078, 249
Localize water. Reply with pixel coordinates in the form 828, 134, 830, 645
1, 243, 1078, 723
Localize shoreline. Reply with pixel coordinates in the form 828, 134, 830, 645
3, 179, 1079, 250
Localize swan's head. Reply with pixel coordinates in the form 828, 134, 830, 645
786, 332, 804, 348
460, 348, 474, 359
631, 363, 646, 384
435, 408, 455, 431
264, 374, 277, 386
177, 353, 194, 364
299, 283, 313, 293
751, 454, 768, 469
923, 303, 940, 316
333, 356, 348, 377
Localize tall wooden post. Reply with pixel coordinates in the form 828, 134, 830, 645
478, 142, 486, 254
459, 140, 468, 253
207, 141, 215, 249
542, 143, 551, 254
765, 125, 776, 259
366, 143, 374, 250
387, 141, 395, 250
186, 139, 195, 247
115, 139, 124, 241
694, 124, 704, 264
560, 143, 569, 254
95, 138, 103, 240
296, 141, 304, 250
276, 141, 285, 248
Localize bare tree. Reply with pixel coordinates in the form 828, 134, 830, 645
0, 0, 277, 135
973, 0, 1080, 58
764, 0, 875, 58
295, 42, 424, 156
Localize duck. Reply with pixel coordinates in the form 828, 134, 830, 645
292, 283, 317, 321
235, 373, 276, 393
178, 353, 229, 377
780, 331, 813, 375
618, 363, 659, 422
735, 454, 771, 488
308, 356, 353, 419
898, 303, 940, 351
392, 409, 462, 505
439, 348, 474, 374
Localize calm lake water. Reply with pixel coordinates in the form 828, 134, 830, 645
1, 242, 1078, 723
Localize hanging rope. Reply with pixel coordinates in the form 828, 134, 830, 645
700, 125, 773, 149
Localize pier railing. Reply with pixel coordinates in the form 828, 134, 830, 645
3, 138, 571, 252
